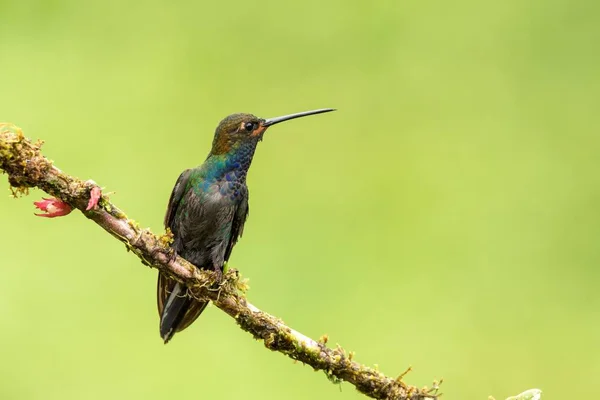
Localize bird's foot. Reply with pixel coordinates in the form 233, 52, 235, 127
212, 266, 223, 284
167, 248, 178, 264
150, 245, 178, 266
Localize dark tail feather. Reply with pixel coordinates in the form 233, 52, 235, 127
157, 274, 208, 343
159, 282, 190, 342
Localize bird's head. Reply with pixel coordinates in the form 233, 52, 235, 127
210, 108, 335, 155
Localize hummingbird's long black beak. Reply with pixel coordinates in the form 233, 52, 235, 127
262, 108, 335, 127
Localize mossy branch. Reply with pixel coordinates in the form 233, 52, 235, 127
0, 124, 440, 400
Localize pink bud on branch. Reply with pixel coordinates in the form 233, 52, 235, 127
33, 198, 72, 218
86, 186, 102, 211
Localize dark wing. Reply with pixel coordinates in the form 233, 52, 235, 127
164, 169, 192, 231
159, 169, 192, 320
224, 193, 249, 262
158, 168, 207, 336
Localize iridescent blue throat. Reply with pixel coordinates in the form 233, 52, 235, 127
196, 140, 259, 194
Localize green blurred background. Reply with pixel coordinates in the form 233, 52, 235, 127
1, 0, 599, 399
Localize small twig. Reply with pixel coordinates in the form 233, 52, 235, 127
0, 124, 438, 400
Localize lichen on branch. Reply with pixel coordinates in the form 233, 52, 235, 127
0, 123, 439, 400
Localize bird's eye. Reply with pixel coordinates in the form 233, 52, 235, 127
244, 122, 254, 132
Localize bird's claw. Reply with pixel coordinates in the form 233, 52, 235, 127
167, 248, 178, 264
149, 244, 178, 267
213, 266, 223, 284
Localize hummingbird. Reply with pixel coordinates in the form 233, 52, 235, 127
158, 108, 335, 343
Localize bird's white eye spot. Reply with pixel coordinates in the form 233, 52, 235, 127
244, 122, 254, 132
